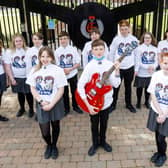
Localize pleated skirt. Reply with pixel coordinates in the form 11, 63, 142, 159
147, 108, 168, 137
134, 76, 151, 88
36, 98, 65, 124
11, 78, 30, 93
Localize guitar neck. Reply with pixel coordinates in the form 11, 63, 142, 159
100, 55, 125, 84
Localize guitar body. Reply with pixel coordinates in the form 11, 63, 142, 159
75, 73, 112, 113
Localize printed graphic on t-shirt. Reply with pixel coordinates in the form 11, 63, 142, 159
161, 47, 168, 53
31, 55, 38, 66
0, 55, 2, 65
35, 75, 54, 95
59, 54, 73, 68
12, 56, 26, 68
118, 41, 138, 56
155, 83, 168, 105
141, 51, 155, 64
88, 50, 93, 63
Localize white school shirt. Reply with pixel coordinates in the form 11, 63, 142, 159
147, 70, 168, 116
25, 45, 43, 76
134, 44, 158, 77
158, 40, 168, 53
77, 58, 121, 110
109, 34, 139, 69
82, 40, 109, 68
26, 64, 68, 102
54, 45, 81, 79
4, 48, 27, 78
0, 48, 5, 75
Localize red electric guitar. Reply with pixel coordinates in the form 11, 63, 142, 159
75, 48, 131, 113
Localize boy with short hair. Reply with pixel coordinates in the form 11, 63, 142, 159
82, 28, 109, 68
55, 31, 83, 115
77, 39, 121, 156
109, 19, 139, 113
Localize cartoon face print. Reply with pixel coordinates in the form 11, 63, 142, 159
125, 43, 132, 56
32, 55, 38, 66
162, 48, 168, 53
141, 51, 155, 64
66, 54, 73, 64
0, 55, 3, 65
43, 76, 54, 94
160, 85, 168, 105
12, 55, 26, 68
60, 54, 66, 68
88, 50, 93, 62
35, 76, 43, 92
119, 43, 124, 49
131, 41, 138, 49
12, 56, 21, 68
148, 52, 155, 63
164, 85, 168, 93
141, 51, 148, 63
155, 83, 163, 100
118, 43, 124, 56
21, 56, 26, 68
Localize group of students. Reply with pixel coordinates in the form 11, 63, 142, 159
0, 19, 168, 167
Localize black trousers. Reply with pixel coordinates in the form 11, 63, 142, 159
112, 66, 134, 106
39, 120, 60, 147
136, 87, 150, 105
89, 106, 110, 146
63, 74, 78, 111
17, 92, 34, 110
155, 131, 167, 156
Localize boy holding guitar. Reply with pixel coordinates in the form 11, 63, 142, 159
77, 39, 121, 156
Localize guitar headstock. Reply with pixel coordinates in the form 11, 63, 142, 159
118, 41, 138, 62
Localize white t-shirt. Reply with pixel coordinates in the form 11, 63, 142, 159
77, 58, 121, 110
25, 46, 42, 76
147, 70, 168, 116
0, 48, 5, 75
55, 45, 81, 79
26, 64, 67, 102
109, 34, 139, 69
82, 40, 109, 68
135, 44, 158, 77
158, 40, 168, 53
4, 48, 27, 78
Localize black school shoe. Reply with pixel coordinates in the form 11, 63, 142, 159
64, 109, 70, 116
100, 142, 112, 152
28, 109, 34, 118
136, 103, 141, 109
44, 145, 52, 159
109, 104, 116, 113
16, 109, 25, 117
144, 102, 150, 109
51, 146, 58, 159
154, 155, 167, 167
88, 145, 98, 156
126, 105, 136, 113
0, 115, 9, 122
73, 107, 83, 114
34, 114, 38, 121
150, 152, 160, 163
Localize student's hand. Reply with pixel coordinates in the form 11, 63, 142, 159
157, 114, 166, 124
134, 71, 138, 76
64, 68, 71, 75
88, 105, 99, 115
41, 101, 50, 107
11, 79, 17, 86
42, 103, 53, 111
148, 66, 154, 74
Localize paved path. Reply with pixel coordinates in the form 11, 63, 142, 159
0, 86, 168, 168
